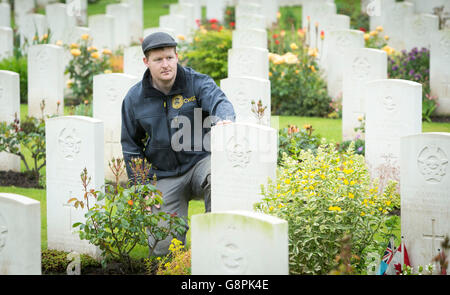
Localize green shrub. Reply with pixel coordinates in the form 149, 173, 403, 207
41, 249, 100, 274
255, 142, 400, 274
0, 55, 28, 103
278, 124, 321, 165
70, 158, 187, 273
179, 29, 232, 85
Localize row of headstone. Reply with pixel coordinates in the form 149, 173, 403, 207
0, 70, 21, 172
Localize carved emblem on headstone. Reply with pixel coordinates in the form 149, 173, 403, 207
382, 95, 396, 112
335, 33, 352, 55
235, 51, 254, 77
36, 47, 49, 73
216, 225, 248, 274
352, 56, 371, 80
226, 136, 251, 169
58, 127, 82, 160
0, 212, 8, 254
417, 145, 448, 183
106, 82, 119, 103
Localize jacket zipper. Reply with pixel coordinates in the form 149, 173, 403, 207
164, 96, 181, 175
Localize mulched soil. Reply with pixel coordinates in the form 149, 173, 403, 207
431, 116, 450, 123
0, 170, 42, 188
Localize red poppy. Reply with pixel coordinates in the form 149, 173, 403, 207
273, 33, 278, 39
359, 27, 366, 32
211, 23, 218, 30
275, 39, 280, 45
229, 21, 235, 27
209, 18, 218, 24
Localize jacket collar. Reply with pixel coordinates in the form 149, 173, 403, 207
141, 63, 186, 98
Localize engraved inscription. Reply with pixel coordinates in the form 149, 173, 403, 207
36, 47, 49, 73
0, 212, 8, 254
106, 81, 119, 103
352, 57, 371, 80
58, 127, 82, 160
382, 95, 396, 112
226, 137, 251, 169
440, 34, 450, 58
234, 51, 255, 77
417, 145, 448, 183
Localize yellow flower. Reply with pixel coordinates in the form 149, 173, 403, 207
278, 203, 283, 208
272, 54, 285, 65
91, 52, 100, 59
363, 33, 370, 41
70, 43, 79, 49
295, 69, 300, 74
285, 179, 291, 184
350, 180, 356, 186
283, 52, 298, 64
376, 26, 383, 32
102, 49, 112, 55
360, 212, 365, 216
320, 174, 325, 180
348, 192, 354, 199
81, 34, 90, 40
269, 71, 272, 77
66, 80, 73, 88
308, 47, 318, 57
269, 206, 274, 212
55, 40, 63, 46
87, 46, 98, 52
70, 48, 81, 57
309, 65, 316, 72
343, 179, 349, 185
104, 69, 112, 74
277, 11, 281, 19
280, 30, 286, 37
385, 200, 391, 206
290, 43, 298, 50
369, 30, 378, 37
384, 35, 390, 41
382, 45, 395, 55
41, 33, 48, 41
177, 34, 186, 41
328, 206, 342, 212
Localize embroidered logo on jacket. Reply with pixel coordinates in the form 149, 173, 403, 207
172, 95, 197, 109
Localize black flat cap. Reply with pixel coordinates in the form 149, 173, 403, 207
142, 32, 178, 54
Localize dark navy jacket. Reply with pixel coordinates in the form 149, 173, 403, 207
121, 64, 235, 181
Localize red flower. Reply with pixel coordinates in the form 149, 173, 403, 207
273, 33, 278, 39
359, 27, 366, 32
209, 18, 218, 24
229, 21, 235, 27
211, 23, 218, 30
275, 39, 280, 45
195, 19, 201, 27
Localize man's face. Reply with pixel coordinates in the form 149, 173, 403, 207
143, 47, 178, 84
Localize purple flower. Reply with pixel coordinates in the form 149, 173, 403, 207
392, 65, 399, 71
357, 146, 363, 152
409, 69, 415, 76
410, 55, 416, 60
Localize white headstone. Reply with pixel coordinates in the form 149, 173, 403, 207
342, 48, 387, 141
302, 0, 337, 49
324, 29, 365, 99
93, 74, 139, 182
430, 29, 450, 116
191, 210, 289, 275
28, 44, 65, 118
170, 2, 196, 33
365, 79, 422, 183
143, 27, 176, 39
232, 28, 267, 49
206, 0, 226, 23
14, 0, 35, 28
66, 0, 88, 26
228, 47, 269, 80
0, 70, 20, 172
0, 26, 13, 61
235, 13, 266, 31
106, 3, 132, 49
121, 0, 143, 44
369, 0, 396, 31
400, 132, 450, 274
235, 2, 262, 16
0, 193, 41, 275
220, 77, 271, 126
0, 3, 10, 27
409, 0, 450, 14
45, 3, 76, 44
46, 116, 104, 258
211, 123, 277, 211
124, 46, 146, 79
179, 0, 202, 22
88, 14, 115, 50
19, 13, 48, 49
384, 1, 416, 51
404, 13, 440, 52
67, 25, 91, 45
159, 14, 189, 40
